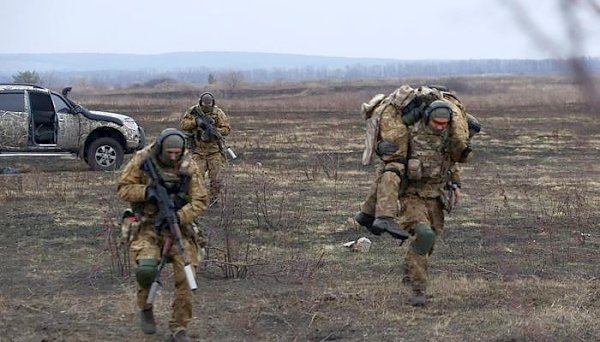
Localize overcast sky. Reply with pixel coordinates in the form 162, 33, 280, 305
2, 0, 599, 59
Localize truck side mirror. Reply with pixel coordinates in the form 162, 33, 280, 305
61, 87, 72, 97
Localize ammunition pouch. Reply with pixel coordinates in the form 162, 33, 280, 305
136, 259, 158, 289
407, 158, 422, 180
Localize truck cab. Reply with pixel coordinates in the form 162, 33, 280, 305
0, 84, 145, 170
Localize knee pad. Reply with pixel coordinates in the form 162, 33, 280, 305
135, 259, 158, 289
411, 223, 436, 255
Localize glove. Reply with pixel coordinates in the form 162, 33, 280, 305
376, 140, 399, 156
466, 113, 481, 138
196, 117, 208, 130
145, 184, 158, 202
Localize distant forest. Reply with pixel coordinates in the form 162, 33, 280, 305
1, 56, 599, 87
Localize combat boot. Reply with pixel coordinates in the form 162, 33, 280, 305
354, 211, 375, 229
372, 216, 410, 240
410, 289, 426, 306
169, 330, 191, 342
140, 309, 156, 334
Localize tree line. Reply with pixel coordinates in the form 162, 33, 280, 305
4, 58, 599, 88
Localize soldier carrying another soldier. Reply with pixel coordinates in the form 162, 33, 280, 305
355, 85, 480, 305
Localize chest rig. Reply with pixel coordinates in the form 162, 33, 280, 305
158, 167, 192, 211
407, 121, 450, 182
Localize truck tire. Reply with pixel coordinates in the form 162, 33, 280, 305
87, 137, 124, 171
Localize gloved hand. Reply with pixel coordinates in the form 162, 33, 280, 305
466, 113, 481, 138
376, 140, 399, 156
196, 117, 208, 130
145, 183, 158, 202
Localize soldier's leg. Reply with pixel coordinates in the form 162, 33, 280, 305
129, 227, 161, 334
399, 196, 433, 305
355, 164, 384, 231
192, 154, 208, 180
206, 153, 225, 202
372, 162, 409, 239
168, 236, 200, 336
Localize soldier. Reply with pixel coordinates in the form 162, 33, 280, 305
117, 128, 208, 342
397, 100, 464, 306
355, 85, 472, 239
180, 92, 232, 205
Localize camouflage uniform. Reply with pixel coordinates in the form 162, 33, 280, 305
400, 117, 462, 304
180, 100, 231, 203
117, 131, 208, 337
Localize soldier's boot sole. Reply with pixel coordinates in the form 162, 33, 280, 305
354, 212, 383, 235
140, 309, 156, 335
372, 217, 409, 240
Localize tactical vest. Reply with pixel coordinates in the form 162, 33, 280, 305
132, 156, 192, 216
407, 121, 450, 182
159, 167, 192, 211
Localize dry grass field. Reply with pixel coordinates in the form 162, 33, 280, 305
1, 75, 599, 341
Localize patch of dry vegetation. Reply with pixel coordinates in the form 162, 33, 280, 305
1, 75, 599, 341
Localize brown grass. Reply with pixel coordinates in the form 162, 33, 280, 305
1, 75, 599, 341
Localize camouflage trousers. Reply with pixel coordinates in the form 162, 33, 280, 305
398, 194, 445, 292
360, 161, 404, 218
130, 224, 200, 334
192, 152, 225, 202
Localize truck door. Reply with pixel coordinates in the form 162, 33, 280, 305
0, 91, 28, 149
52, 93, 80, 150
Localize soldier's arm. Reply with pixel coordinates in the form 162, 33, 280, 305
176, 158, 209, 225
449, 163, 462, 186
180, 106, 198, 132
449, 163, 462, 205
378, 105, 409, 163
117, 152, 148, 202
214, 107, 231, 136
445, 100, 471, 163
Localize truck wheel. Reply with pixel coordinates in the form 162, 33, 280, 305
87, 137, 124, 171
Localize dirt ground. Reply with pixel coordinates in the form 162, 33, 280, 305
1, 76, 599, 341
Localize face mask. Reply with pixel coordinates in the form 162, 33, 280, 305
201, 105, 212, 114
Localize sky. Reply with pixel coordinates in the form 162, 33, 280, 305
1, 0, 599, 60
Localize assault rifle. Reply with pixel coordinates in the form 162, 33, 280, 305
191, 108, 237, 160
141, 157, 198, 305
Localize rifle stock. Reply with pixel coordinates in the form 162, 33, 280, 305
142, 157, 198, 305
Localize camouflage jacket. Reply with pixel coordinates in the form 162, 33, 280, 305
404, 120, 461, 201
117, 145, 208, 225
180, 105, 231, 157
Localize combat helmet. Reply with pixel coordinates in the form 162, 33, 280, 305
424, 100, 453, 124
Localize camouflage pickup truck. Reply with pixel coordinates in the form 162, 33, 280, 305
0, 84, 145, 171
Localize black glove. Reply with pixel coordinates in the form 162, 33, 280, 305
145, 184, 158, 202
196, 117, 208, 130
376, 140, 399, 156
